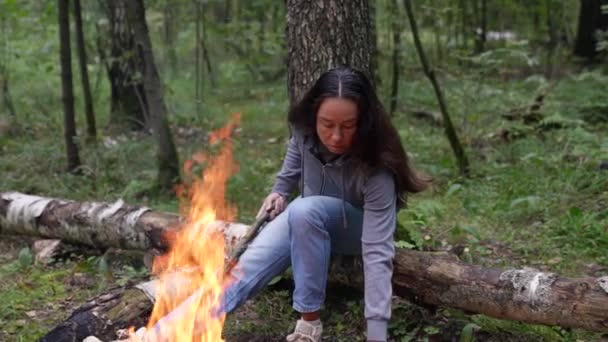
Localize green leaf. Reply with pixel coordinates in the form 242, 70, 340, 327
446, 183, 463, 197
510, 196, 540, 209
464, 226, 481, 240
537, 114, 584, 130
267, 275, 282, 286
459, 323, 479, 342
395, 240, 416, 249
424, 325, 440, 335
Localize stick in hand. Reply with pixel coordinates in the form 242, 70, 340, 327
224, 210, 270, 274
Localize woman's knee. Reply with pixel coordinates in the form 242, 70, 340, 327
287, 197, 328, 234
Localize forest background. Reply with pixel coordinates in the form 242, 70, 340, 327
0, 0, 607, 341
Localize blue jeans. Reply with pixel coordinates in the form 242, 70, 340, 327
223, 195, 363, 313
149, 196, 363, 336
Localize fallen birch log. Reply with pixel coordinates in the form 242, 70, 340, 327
1, 191, 607, 338
0, 191, 250, 253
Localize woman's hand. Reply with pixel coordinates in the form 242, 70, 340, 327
256, 192, 287, 220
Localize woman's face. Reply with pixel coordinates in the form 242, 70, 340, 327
316, 97, 358, 155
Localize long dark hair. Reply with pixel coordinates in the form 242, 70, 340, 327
288, 67, 430, 205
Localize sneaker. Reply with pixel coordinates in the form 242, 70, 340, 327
285, 319, 323, 342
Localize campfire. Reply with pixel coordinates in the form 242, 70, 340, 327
132, 114, 241, 342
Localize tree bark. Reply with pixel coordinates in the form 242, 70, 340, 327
162, 0, 178, 75
195, 0, 202, 116
1, 70, 16, 117
403, 0, 470, 176
73, 0, 97, 142
223, 0, 232, 23
0, 12, 15, 118
431, 0, 443, 61
125, 0, 180, 192
370, 0, 380, 88
286, 0, 374, 104
58, 0, 81, 173
0, 9, 15, 118
201, 1, 215, 88
392, 251, 608, 333
389, 0, 401, 117
3, 192, 608, 338
104, 0, 147, 131
474, 0, 487, 54
458, 0, 470, 50
0, 192, 249, 252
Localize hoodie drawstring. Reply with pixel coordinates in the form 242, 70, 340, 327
299, 134, 347, 229
341, 167, 347, 230
300, 136, 305, 198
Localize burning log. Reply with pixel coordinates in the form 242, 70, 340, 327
1, 191, 608, 338
40, 285, 152, 342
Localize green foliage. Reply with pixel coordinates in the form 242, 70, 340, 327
596, 5, 608, 53
397, 199, 445, 250
464, 43, 539, 71
550, 208, 608, 264
459, 323, 479, 342
114, 265, 149, 286
18, 247, 33, 269
0, 259, 103, 341
1, 0, 607, 340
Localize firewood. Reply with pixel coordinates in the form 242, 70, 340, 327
1, 192, 606, 338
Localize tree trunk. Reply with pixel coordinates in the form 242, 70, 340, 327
125, 0, 180, 192
195, 0, 202, 116
544, 0, 560, 78
286, 0, 374, 104
389, 0, 401, 117
431, 0, 443, 62
370, 0, 381, 88
403, 0, 470, 176
1, 70, 16, 117
458, 0, 469, 50
104, 0, 147, 131
257, 5, 266, 55
3, 192, 608, 338
0, 15, 16, 118
201, 2, 215, 88
546, 0, 559, 48
223, 0, 232, 23
163, 0, 178, 75
58, 0, 81, 173
574, 0, 608, 61
474, 0, 487, 54
73, 0, 97, 142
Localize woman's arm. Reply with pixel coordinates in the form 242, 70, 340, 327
361, 169, 397, 342
271, 136, 302, 198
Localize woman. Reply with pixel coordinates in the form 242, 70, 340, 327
148, 67, 428, 342
220, 67, 429, 342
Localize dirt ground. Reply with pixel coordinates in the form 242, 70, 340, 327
1, 235, 602, 341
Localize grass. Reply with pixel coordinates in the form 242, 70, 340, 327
1, 45, 608, 341
0, 255, 108, 341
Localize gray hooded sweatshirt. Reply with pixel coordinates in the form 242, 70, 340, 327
271, 130, 397, 342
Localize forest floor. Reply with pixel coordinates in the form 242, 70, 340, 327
1, 64, 607, 341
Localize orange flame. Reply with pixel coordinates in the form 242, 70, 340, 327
142, 113, 241, 341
